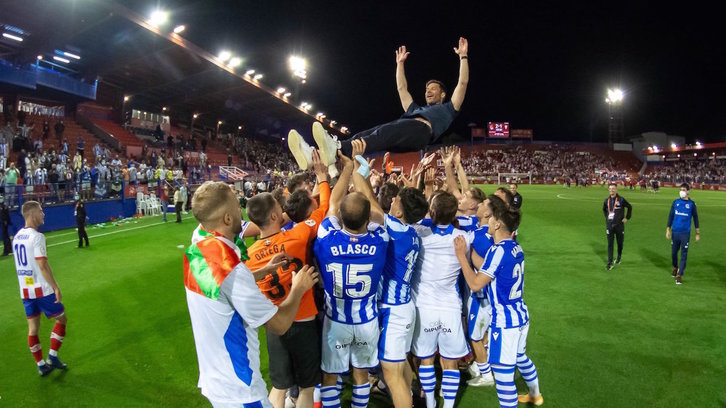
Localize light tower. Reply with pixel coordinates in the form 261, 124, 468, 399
605, 88, 624, 147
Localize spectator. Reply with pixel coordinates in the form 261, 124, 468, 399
174, 187, 183, 223
75, 199, 89, 248
54, 120, 65, 141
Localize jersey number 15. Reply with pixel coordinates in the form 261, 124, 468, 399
327, 263, 373, 299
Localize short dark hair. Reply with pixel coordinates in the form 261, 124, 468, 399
430, 191, 458, 225
271, 187, 287, 208
489, 195, 521, 232
398, 187, 428, 224
378, 183, 400, 213
426, 79, 447, 95
680, 183, 690, 190
469, 187, 486, 204
510, 182, 518, 187
340, 193, 370, 231
608, 182, 617, 187
285, 190, 313, 223
287, 173, 309, 193
245, 192, 277, 227
496, 187, 514, 206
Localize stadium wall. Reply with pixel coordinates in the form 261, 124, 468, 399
8, 199, 138, 235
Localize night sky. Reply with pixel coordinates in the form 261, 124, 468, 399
125, 1, 725, 143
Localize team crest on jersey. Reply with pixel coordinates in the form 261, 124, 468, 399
264, 239, 272, 246
686, 204, 690, 209
349, 236, 358, 243
305, 219, 316, 227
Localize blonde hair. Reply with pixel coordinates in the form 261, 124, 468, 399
191, 181, 235, 227
21, 200, 41, 219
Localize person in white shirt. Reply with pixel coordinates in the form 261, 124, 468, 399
12, 201, 68, 376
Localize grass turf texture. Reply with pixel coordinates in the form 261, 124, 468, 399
1, 185, 725, 407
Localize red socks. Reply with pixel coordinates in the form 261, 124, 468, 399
49, 322, 66, 356
28, 335, 43, 364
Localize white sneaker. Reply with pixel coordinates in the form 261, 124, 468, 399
312, 122, 340, 167
466, 372, 495, 387
327, 164, 339, 179
288, 129, 313, 170
467, 362, 481, 378
284, 395, 296, 408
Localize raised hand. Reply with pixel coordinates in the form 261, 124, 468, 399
311, 149, 327, 179
396, 45, 410, 64
454, 235, 468, 259
351, 139, 367, 159
453, 37, 468, 57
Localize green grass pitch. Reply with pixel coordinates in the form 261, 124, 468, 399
1, 185, 725, 407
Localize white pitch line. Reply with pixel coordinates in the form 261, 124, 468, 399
556, 193, 726, 207
47, 220, 169, 247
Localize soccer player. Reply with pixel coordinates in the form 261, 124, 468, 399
465, 197, 496, 387
12, 200, 67, 376
510, 183, 522, 209
666, 183, 701, 285
411, 191, 473, 408
244, 150, 333, 408
454, 196, 543, 407
314, 152, 389, 408
350, 140, 429, 408
603, 183, 632, 270
183, 181, 319, 408
289, 38, 469, 173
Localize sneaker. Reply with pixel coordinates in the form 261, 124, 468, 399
672, 267, 678, 277
38, 362, 54, 376
327, 163, 339, 179
676, 275, 682, 285
466, 373, 495, 387
467, 362, 480, 378
606, 262, 613, 271
288, 129, 313, 170
47, 355, 67, 370
312, 122, 340, 167
284, 396, 296, 408
518, 393, 544, 406
615, 258, 621, 265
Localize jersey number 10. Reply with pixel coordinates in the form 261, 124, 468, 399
327, 263, 374, 299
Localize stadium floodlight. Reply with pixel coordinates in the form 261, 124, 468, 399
162, 107, 168, 112
245, 69, 255, 77
173, 25, 186, 34
606, 88, 624, 104
2, 33, 23, 42
653, 146, 659, 153
218, 50, 232, 62
253, 74, 263, 80
238, 125, 242, 130
37, 55, 43, 60
283, 92, 292, 98
148, 10, 169, 27
63, 51, 80, 60
671, 143, 678, 149
277, 87, 286, 94
218, 120, 223, 125
228, 57, 242, 68
289, 55, 308, 80
53, 56, 70, 63
192, 113, 198, 119
123, 96, 130, 102
696, 141, 702, 147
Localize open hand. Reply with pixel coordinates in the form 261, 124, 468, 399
292, 265, 319, 292
454, 37, 468, 57
395, 46, 410, 64
311, 149, 327, 179
454, 236, 468, 258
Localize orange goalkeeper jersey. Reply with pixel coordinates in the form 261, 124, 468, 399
245, 181, 330, 321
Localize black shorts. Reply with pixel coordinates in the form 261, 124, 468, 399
267, 319, 322, 389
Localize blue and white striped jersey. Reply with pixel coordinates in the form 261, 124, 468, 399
314, 216, 389, 324
456, 215, 479, 232
378, 214, 420, 305
481, 239, 529, 328
470, 225, 493, 299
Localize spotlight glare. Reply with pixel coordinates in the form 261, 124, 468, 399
277, 87, 286, 94
218, 50, 232, 62
173, 25, 186, 34
228, 57, 241, 68
37, 55, 43, 60
63, 51, 80, 60
253, 74, 263, 80
2, 33, 23, 42
53, 56, 70, 63
148, 10, 169, 27
283, 92, 291, 98
671, 143, 677, 149
245, 69, 255, 76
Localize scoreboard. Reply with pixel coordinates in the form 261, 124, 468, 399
488, 122, 510, 138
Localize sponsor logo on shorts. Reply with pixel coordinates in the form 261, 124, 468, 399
424, 320, 451, 333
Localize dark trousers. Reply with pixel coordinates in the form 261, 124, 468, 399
175, 202, 183, 222
340, 118, 432, 157
2, 224, 11, 255
77, 222, 89, 247
671, 232, 690, 275
606, 222, 624, 263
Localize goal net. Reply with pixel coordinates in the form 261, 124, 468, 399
497, 172, 532, 185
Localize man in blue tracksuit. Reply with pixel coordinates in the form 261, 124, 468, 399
666, 183, 701, 285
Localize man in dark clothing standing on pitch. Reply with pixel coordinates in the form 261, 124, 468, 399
603, 183, 632, 270
510, 183, 523, 209
75, 199, 89, 248
288, 37, 470, 176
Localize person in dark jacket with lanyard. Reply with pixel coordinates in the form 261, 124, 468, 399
666, 183, 700, 285
603, 183, 632, 270
75, 199, 89, 248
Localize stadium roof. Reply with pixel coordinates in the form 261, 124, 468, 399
1, 0, 343, 137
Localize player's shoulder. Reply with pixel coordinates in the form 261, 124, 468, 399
384, 213, 411, 234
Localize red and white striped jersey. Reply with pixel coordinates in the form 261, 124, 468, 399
13, 227, 53, 299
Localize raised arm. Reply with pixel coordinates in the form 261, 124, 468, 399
453, 146, 470, 193
450, 37, 469, 112
327, 152, 354, 217
395, 46, 414, 112
351, 140, 385, 224
441, 147, 463, 199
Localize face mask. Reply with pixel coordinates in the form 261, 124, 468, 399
679, 191, 687, 199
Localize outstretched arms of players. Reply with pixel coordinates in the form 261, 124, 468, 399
327, 151, 355, 218
351, 140, 385, 225
395, 46, 414, 112
454, 236, 491, 292
264, 265, 319, 335
450, 37, 469, 112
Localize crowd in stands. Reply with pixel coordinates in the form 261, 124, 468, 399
645, 155, 726, 185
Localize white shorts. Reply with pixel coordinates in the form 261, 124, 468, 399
210, 399, 272, 408
412, 308, 469, 360
488, 323, 530, 366
321, 316, 379, 374
378, 302, 416, 363
467, 295, 491, 342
